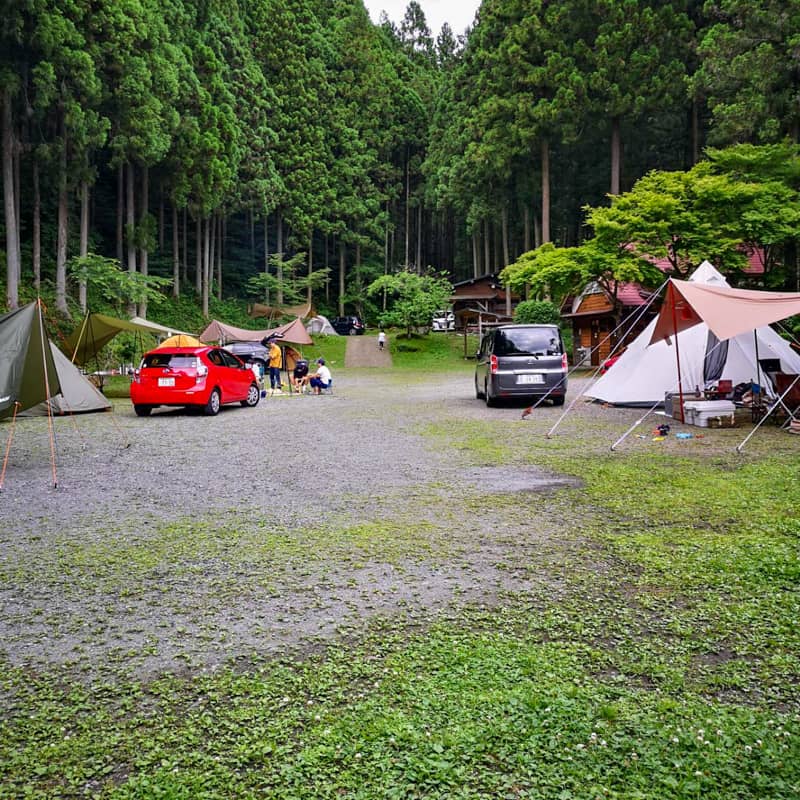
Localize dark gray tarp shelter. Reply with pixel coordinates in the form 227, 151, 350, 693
0, 302, 61, 420
20, 343, 111, 416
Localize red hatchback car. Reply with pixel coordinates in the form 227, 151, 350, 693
130, 346, 261, 416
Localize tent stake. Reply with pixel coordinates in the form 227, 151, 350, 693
610, 400, 662, 451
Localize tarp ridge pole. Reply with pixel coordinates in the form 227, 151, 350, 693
70, 311, 90, 363
0, 402, 21, 490
670, 284, 686, 424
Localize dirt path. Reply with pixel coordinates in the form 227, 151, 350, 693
344, 333, 393, 367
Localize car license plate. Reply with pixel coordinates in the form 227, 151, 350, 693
158, 377, 175, 387
517, 374, 544, 385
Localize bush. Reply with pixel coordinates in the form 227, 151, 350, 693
513, 299, 561, 325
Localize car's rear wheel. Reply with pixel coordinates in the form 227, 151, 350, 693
475, 376, 485, 399
485, 380, 498, 407
551, 395, 565, 406
133, 404, 152, 417
349, 327, 357, 335
242, 383, 260, 407
204, 388, 221, 416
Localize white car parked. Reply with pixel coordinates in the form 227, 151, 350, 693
432, 310, 455, 331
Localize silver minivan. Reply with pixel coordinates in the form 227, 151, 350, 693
475, 324, 568, 407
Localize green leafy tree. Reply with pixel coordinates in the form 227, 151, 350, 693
692, 0, 800, 145
367, 269, 452, 337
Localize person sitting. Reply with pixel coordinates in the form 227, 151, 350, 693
291, 359, 309, 393
306, 358, 332, 395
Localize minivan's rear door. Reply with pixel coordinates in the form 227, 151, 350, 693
494, 328, 564, 391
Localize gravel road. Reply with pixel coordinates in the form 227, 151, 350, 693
0, 367, 777, 685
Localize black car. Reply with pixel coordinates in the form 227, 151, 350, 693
475, 324, 568, 407
223, 341, 270, 371
331, 315, 365, 336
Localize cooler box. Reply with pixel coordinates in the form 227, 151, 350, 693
682, 400, 736, 428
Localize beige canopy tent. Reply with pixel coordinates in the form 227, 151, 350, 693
250, 301, 312, 320
64, 313, 195, 366
649, 277, 800, 427
651, 280, 800, 345
199, 317, 312, 346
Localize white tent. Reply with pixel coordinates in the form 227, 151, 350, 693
585, 261, 800, 406
21, 342, 112, 416
306, 315, 338, 336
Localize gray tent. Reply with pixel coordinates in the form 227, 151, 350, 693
20, 343, 111, 416
0, 302, 60, 420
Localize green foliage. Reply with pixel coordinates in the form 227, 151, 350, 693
367, 270, 453, 337
513, 299, 562, 325
68, 253, 172, 313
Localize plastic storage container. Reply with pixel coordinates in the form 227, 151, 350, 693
682, 400, 736, 427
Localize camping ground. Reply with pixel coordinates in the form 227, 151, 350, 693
0, 364, 799, 798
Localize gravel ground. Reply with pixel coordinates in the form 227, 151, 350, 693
0, 367, 788, 685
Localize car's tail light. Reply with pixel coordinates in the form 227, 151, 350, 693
561, 353, 568, 370
490, 354, 498, 374
132, 368, 141, 384
196, 362, 208, 383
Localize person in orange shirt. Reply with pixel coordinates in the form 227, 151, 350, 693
267, 338, 283, 394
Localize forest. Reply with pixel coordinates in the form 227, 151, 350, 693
2, 0, 800, 325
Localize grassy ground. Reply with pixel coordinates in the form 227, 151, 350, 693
2, 338, 799, 799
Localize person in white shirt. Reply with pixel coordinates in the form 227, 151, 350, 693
307, 358, 332, 394
378, 330, 386, 350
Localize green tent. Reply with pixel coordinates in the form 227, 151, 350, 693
0, 302, 61, 420
64, 313, 194, 366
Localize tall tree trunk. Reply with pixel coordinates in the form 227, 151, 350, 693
2, 88, 20, 310
249, 208, 255, 270
263, 211, 270, 305
338, 241, 346, 316
276, 209, 284, 305
158, 182, 164, 251
32, 159, 41, 290
383, 201, 389, 310
208, 211, 216, 301
541, 139, 551, 244
139, 165, 149, 319
691, 99, 700, 165
195, 214, 202, 295
172, 202, 180, 298
182, 207, 187, 285
79, 180, 89, 312
202, 215, 210, 317
483, 218, 490, 275
13, 127, 20, 267
404, 153, 410, 268
472, 229, 480, 278
416, 202, 422, 273
502, 206, 511, 316
523, 205, 531, 252
610, 117, 621, 196
217, 214, 224, 301
307, 232, 313, 305
116, 162, 124, 265
55, 130, 69, 316
324, 233, 330, 304
126, 161, 137, 316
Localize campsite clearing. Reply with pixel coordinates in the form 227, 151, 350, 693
1, 368, 799, 798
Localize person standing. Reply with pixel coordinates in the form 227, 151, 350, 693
267, 338, 283, 394
378, 330, 386, 351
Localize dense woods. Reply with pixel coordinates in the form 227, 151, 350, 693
2, 0, 800, 323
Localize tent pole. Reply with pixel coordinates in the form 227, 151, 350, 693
736, 373, 800, 453
671, 287, 685, 423
70, 311, 90, 363
37, 298, 59, 488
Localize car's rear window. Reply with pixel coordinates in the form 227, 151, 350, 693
494, 328, 562, 357
142, 353, 198, 369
